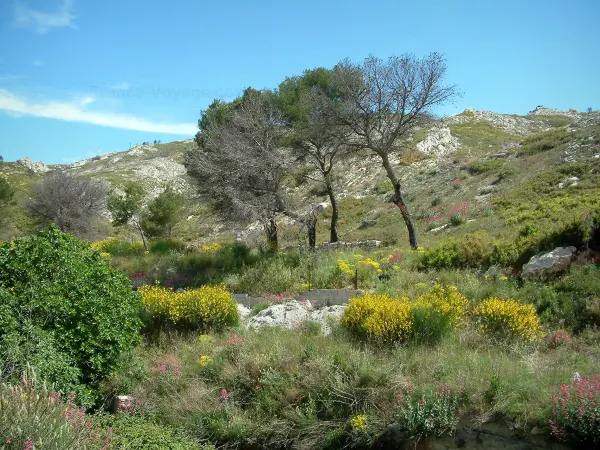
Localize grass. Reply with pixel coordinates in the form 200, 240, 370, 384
524, 115, 576, 127
100, 322, 600, 448
449, 120, 517, 158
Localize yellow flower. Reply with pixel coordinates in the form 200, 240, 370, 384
350, 414, 367, 431
199, 355, 213, 367
100, 252, 111, 258
144, 250, 150, 255
499, 275, 508, 281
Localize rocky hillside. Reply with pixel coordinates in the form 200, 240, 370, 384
2, 106, 599, 247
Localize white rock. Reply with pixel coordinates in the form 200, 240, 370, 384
16, 157, 50, 174
522, 246, 577, 279
416, 127, 460, 157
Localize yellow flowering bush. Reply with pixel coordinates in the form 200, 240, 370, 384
199, 242, 223, 253
342, 286, 470, 345
336, 254, 382, 287
341, 293, 412, 343
474, 298, 545, 342
90, 238, 145, 256
139, 284, 239, 331
415, 285, 470, 327
410, 285, 469, 344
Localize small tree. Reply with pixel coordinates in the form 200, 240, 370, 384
107, 182, 148, 250
587, 107, 593, 113
332, 53, 459, 248
186, 89, 292, 250
142, 184, 185, 238
27, 172, 107, 237
279, 69, 351, 243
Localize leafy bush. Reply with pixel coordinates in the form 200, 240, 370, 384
0, 226, 141, 396
149, 238, 185, 254
417, 233, 490, 270
91, 414, 208, 450
520, 127, 575, 155
373, 179, 393, 194
139, 284, 239, 332
474, 298, 544, 343
449, 213, 465, 226
0, 372, 109, 449
548, 375, 600, 445
467, 158, 504, 174
397, 384, 461, 440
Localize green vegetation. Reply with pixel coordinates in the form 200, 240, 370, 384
467, 158, 504, 174
0, 227, 141, 404
520, 127, 575, 156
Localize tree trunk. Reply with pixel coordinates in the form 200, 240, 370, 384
379, 153, 418, 249
324, 173, 339, 243
135, 220, 149, 251
307, 215, 317, 251
264, 217, 278, 252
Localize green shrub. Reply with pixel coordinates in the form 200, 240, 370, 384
449, 213, 465, 226
0, 226, 141, 397
467, 159, 504, 174
92, 413, 207, 450
373, 179, 393, 194
150, 238, 185, 254
397, 384, 461, 440
417, 233, 490, 270
520, 128, 575, 155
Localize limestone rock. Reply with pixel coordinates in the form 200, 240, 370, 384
16, 157, 49, 174
416, 127, 460, 157
246, 300, 345, 335
521, 246, 577, 280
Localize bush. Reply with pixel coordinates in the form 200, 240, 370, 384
417, 233, 490, 270
0, 226, 141, 397
139, 284, 239, 332
520, 128, 575, 156
341, 293, 412, 343
548, 375, 600, 445
474, 298, 544, 343
397, 384, 461, 440
91, 237, 146, 256
373, 179, 393, 194
449, 213, 465, 226
91, 414, 208, 450
150, 238, 185, 254
342, 286, 468, 345
467, 159, 504, 174
0, 371, 109, 449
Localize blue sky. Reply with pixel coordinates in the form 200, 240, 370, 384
0, 0, 598, 164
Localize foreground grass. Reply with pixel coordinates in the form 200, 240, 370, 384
100, 324, 600, 449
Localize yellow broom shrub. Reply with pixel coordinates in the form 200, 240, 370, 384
474, 298, 544, 342
138, 284, 239, 331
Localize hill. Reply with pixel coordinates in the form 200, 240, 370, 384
1, 106, 599, 249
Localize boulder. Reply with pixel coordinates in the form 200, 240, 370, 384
521, 246, 577, 280
246, 300, 346, 335
16, 157, 49, 174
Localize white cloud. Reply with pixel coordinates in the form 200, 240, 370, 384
109, 82, 132, 91
32, 60, 44, 66
0, 89, 196, 135
14, 0, 77, 34
0, 74, 24, 82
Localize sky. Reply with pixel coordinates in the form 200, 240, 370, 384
0, 0, 598, 164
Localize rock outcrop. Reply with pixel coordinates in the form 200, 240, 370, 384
16, 157, 50, 174
521, 246, 577, 280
